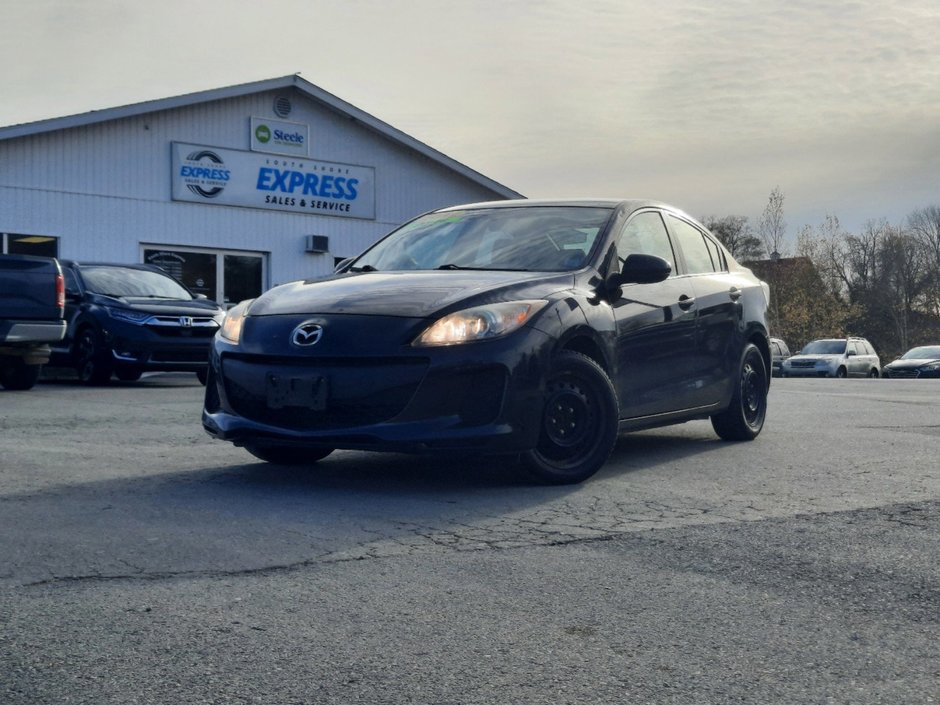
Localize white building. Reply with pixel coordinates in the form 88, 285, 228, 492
0, 75, 522, 305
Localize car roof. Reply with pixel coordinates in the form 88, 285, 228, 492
434, 198, 688, 216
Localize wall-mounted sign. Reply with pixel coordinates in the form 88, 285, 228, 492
250, 117, 309, 156
171, 143, 375, 220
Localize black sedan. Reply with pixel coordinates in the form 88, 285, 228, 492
203, 199, 772, 484
881, 345, 940, 379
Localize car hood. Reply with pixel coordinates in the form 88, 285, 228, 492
885, 358, 940, 369
786, 353, 841, 362
247, 270, 574, 318
92, 294, 223, 315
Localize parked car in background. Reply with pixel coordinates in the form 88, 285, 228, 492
881, 345, 940, 379
48, 261, 225, 384
769, 337, 790, 378
781, 336, 880, 378
0, 254, 66, 390
204, 198, 773, 485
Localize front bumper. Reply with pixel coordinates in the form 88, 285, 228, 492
202, 317, 555, 454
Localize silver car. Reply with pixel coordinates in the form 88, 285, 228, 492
781, 337, 880, 378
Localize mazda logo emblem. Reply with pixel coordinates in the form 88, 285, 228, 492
291, 322, 323, 347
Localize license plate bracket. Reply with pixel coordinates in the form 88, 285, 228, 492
266, 373, 328, 410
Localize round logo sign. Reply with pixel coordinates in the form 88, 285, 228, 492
255, 124, 272, 143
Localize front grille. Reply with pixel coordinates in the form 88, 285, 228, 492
145, 317, 218, 338
222, 356, 428, 431
790, 360, 817, 368
887, 370, 919, 379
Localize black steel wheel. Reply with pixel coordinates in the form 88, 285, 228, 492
245, 445, 334, 465
74, 327, 113, 385
711, 343, 768, 441
522, 351, 619, 485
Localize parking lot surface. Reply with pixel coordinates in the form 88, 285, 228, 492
1, 376, 938, 704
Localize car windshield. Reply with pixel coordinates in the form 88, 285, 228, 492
802, 339, 846, 355
901, 346, 940, 359
350, 206, 613, 272
81, 266, 192, 300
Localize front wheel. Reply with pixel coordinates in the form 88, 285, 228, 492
521, 351, 619, 485
74, 327, 113, 385
244, 444, 334, 465
711, 343, 768, 441
868, 368, 879, 378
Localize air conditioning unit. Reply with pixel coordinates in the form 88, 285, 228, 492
305, 235, 330, 253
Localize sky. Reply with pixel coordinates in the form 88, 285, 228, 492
3, 0, 940, 249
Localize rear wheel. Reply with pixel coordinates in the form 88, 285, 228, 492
244, 445, 334, 465
74, 327, 113, 385
522, 351, 619, 485
868, 368, 879, 378
0, 358, 42, 390
711, 343, 768, 441
836, 367, 847, 378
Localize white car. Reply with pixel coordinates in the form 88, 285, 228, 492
781, 337, 880, 378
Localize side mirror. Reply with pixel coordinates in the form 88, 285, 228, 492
616, 254, 672, 285
194, 293, 208, 300
846, 350, 856, 357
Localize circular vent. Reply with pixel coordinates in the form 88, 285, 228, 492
273, 95, 292, 118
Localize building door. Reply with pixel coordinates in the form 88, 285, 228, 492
142, 246, 266, 306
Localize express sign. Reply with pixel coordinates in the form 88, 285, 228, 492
171, 143, 375, 220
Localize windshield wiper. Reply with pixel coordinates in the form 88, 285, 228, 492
349, 264, 378, 272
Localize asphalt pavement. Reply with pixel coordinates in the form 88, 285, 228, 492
1, 375, 938, 704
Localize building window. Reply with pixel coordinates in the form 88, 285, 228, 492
2, 233, 59, 257
142, 245, 266, 306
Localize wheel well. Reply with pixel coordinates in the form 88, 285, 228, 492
561, 336, 609, 375
750, 333, 771, 381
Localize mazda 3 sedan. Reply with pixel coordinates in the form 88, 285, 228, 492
203, 199, 772, 484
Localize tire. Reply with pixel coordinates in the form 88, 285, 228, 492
0, 358, 42, 391
244, 444, 334, 465
73, 327, 113, 385
868, 368, 879, 379
711, 343, 768, 441
836, 367, 847, 379
521, 350, 619, 485
196, 368, 209, 386
114, 367, 143, 382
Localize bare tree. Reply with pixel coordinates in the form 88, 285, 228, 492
758, 186, 787, 258
906, 205, 940, 315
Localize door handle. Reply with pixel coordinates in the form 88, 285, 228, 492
729, 287, 742, 301
678, 294, 696, 311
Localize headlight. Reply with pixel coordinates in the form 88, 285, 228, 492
413, 300, 548, 347
219, 299, 254, 344
106, 307, 152, 324
921, 362, 940, 371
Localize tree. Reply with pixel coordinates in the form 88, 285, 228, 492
758, 187, 787, 259
906, 205, 940, 316
701, 215, 765, 261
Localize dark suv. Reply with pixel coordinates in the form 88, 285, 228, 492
49, 261, 225, 384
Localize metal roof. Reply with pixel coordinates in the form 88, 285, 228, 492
0, 74, 523, 200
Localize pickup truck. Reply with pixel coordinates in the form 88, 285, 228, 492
0, 254, 67, 390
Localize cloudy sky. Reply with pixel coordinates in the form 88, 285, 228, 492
3, 0, 939, 246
